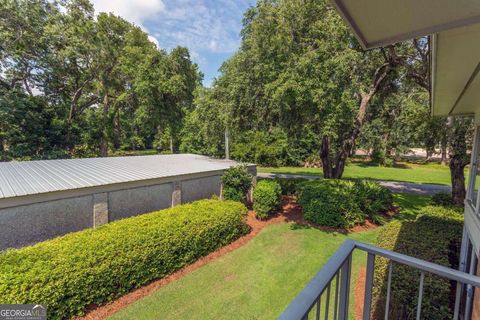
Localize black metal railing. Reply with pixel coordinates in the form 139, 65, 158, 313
279, 240, 480, 320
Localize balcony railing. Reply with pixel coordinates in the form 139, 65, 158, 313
279, 239, 480, 320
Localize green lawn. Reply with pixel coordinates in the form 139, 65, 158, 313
258, 162, 456, 186
110, 194, 429, 320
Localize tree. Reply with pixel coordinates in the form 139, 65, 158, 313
448, 117, 473, 205
0, 0, 201, 160
206, 0, 404, 176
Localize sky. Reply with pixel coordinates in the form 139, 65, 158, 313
91, 0, 255, 86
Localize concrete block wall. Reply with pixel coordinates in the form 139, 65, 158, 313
0, 196, 93, 250
0, 165, 256, 251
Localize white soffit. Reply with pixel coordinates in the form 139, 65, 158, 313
432, 23, 480, 116
330, 0, 480, 49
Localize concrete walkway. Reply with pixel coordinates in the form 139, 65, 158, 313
257, 172, 451, 196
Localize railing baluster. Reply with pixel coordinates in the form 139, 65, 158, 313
325, 282, 331, 320
384, 261, 393, 320
464, 247, 478, 318
453, 282, 462, 320
363, 253, 375, 320
279, 240, 480, 320
338, 254, 352, 320
334, 272, 339, 320
416, 272, 424, 320
315, 295, 321, 320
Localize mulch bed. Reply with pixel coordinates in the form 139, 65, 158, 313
77, 196, 382, 320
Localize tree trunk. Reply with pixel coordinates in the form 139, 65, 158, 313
320, 136, 333, 178
448, 118, 470, 206
225, 128, 230, 160
170, 137, 174, 153
329, 91, 375, 178
441, 143, 447, 165
113, 111, 121, 150
449, 157, 466, 206
0, 138, 6, 161
426, 148, 433, 162
440, 128, 448, 165
100, 93, 109, 157
320, 58, 396, 179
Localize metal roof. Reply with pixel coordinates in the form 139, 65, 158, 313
0, 154, 240, 200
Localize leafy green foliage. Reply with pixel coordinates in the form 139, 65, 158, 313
253, 180, 282, 219
298, 179, 392, 228
430, 192, 455, 207
298, 180, 364, 228
372, 206, 463, 319
354, 179, 393, 223
0, 200, 248, 319
0, 0, 201, 160
221, 165, 253, 202
272, 178, 309, 195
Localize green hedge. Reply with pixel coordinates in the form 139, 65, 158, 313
372, 206, 463, 319
253, 180, 282, 219
298, 179, 392, 228
0, 200, 249, 319
354, 180, 393, 223
273, 177, 309, 195
221, 165, 253, 202
431, 192, 455, 207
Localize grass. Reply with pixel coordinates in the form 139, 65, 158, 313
109, 193, 429, 320
258, 161, 456, 186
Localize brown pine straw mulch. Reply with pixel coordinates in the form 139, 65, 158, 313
78, 196, 384, 320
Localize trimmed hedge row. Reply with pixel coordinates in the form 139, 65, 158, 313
298, 179, 393, 228
253, 180, 282, 219
372, 206, 463, 319
0, 200, 249, 319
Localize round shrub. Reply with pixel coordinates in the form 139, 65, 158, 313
431, 192, 454, 207
221, 165, 253, 202
0, 200, 249, 319
354, 179, 393, 223
253, 180, 282, 219
298, 180, 365, 228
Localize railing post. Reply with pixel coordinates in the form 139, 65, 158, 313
338, 254, 352, 320
363, 253, 375, 320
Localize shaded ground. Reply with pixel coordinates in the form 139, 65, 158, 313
258, 172, 451, 196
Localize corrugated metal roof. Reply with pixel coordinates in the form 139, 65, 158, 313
0, 154, 241, 200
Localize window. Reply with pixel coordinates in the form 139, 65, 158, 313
467, 127, 480, 211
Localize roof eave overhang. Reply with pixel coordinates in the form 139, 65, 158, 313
330, 0, 480, 50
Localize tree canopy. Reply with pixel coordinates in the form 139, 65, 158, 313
0, 0, 202, 160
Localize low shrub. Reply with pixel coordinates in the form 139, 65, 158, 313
273, 177, 309, 195
354, 179, 393, 223
221, 165, 253, 202
298, 180, 365, 228
298, 179, 392, 228
253, 180, 282, 219
372, 206, 463, 319
0, 200, 249, 319
431, 192, 454, 207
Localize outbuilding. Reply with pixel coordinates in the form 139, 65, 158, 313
0, 154, 256, 250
